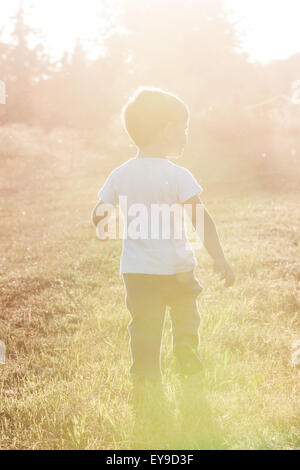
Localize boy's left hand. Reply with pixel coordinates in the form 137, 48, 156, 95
213, 257, 235, 287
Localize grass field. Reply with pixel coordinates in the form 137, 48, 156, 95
0, 126, 299, 449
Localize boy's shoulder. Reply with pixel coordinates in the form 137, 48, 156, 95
166, 160, 196, 177
109, 158, 195, 179
167, 160, 188, 170
108, 158, 136, 177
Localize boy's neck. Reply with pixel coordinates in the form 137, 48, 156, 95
136, 144, 167, 159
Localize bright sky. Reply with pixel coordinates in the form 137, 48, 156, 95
224, 0, 300, 63
0, 0, 299, 63
0, 0, 112, 58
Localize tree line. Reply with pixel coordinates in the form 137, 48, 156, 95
0, 0, 298, 130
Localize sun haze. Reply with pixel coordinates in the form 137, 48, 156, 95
224, 0, 300, 63
1, 0, 300, 63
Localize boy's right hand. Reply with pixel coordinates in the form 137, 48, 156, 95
213, 257, 235, 287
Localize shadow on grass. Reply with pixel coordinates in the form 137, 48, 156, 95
175, 374, 224, 449
130, 375, 224, 450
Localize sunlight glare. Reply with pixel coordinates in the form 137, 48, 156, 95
28, 0, 110, 57
224, 0, 300, 63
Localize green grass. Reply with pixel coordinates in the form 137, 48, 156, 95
0, 127, 300, 449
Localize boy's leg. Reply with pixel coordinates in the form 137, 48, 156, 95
170, 295, 201, 350
166, 271, 203, 375
122, 274, 166, 382
169, 295, 203, 375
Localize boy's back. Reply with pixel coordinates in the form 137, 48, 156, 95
99, 156, 203, 275
92, 86, 234, 382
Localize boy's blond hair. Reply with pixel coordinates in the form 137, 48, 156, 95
122, 86, 189, 148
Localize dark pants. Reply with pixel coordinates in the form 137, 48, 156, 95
122, 270, 203, 380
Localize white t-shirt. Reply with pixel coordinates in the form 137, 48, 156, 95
98, 157, 203, 274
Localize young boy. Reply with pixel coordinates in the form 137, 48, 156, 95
91, 87, 235, 383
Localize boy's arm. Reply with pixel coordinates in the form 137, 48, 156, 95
91, 200, 106, 227
91, 200, 115, 240
184, 194, 235, 287
93, 169, 118, 236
